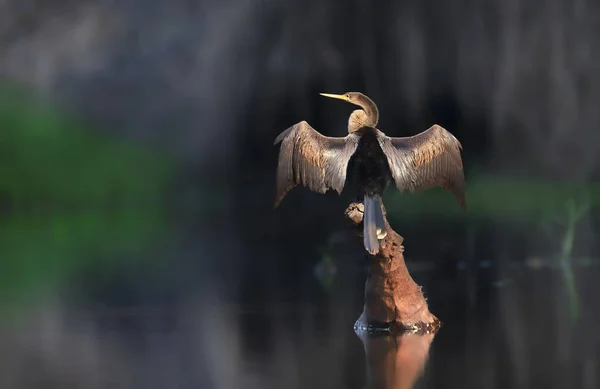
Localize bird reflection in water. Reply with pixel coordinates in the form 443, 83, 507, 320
357, 323, 440, 389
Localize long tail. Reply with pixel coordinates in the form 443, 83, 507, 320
363, 194, 387, 255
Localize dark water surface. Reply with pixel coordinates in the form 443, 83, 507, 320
1, 218, 599, 389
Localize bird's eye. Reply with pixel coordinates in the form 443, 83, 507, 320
346, 94, 350, 100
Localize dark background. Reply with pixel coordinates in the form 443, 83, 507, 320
1, 0, 599, 388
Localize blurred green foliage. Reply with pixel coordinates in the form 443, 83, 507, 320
0, 211, 168, 312
384, 177, 600, 222
0, 84, 176, 313
0, 84, 175, 207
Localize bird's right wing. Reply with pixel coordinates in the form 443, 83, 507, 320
376, 124, 466, 209
273, 121, 360, 207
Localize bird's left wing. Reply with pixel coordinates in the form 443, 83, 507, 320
376, 124, 466, 209
273, 120, 360, 207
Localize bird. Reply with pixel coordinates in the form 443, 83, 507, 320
273, 92, 465, 255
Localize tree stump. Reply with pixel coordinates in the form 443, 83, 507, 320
345, 202, 441, 334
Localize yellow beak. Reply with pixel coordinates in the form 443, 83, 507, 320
319, 93, 348, 101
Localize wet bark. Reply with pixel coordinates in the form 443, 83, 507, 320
345, 202, 441, 334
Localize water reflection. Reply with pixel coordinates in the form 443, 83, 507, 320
358, 331, 436, 389
2, 216, 600, 388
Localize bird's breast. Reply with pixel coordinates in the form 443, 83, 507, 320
349, 130, 392, 196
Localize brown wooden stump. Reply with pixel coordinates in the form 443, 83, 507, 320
345, 202, 441, 334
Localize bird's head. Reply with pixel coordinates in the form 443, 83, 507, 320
320, 92, 379, 132
319, 92, 367, 106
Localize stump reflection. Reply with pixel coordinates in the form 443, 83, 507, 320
357, 330, 437, 389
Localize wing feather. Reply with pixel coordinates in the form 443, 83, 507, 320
376, 124, 466, 209
273, 121, 359, 207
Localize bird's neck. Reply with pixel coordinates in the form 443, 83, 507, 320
348, 108, 378, 133
361, 102, 379, 127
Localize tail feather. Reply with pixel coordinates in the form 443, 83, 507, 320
363, 194, 387, 255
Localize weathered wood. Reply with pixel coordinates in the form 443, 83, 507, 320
345, 202, 441, 334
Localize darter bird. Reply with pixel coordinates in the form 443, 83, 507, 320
273, 92, 465, 255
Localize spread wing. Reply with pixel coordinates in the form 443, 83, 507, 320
273, 120, 360, 207
376, 124, 466, 209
